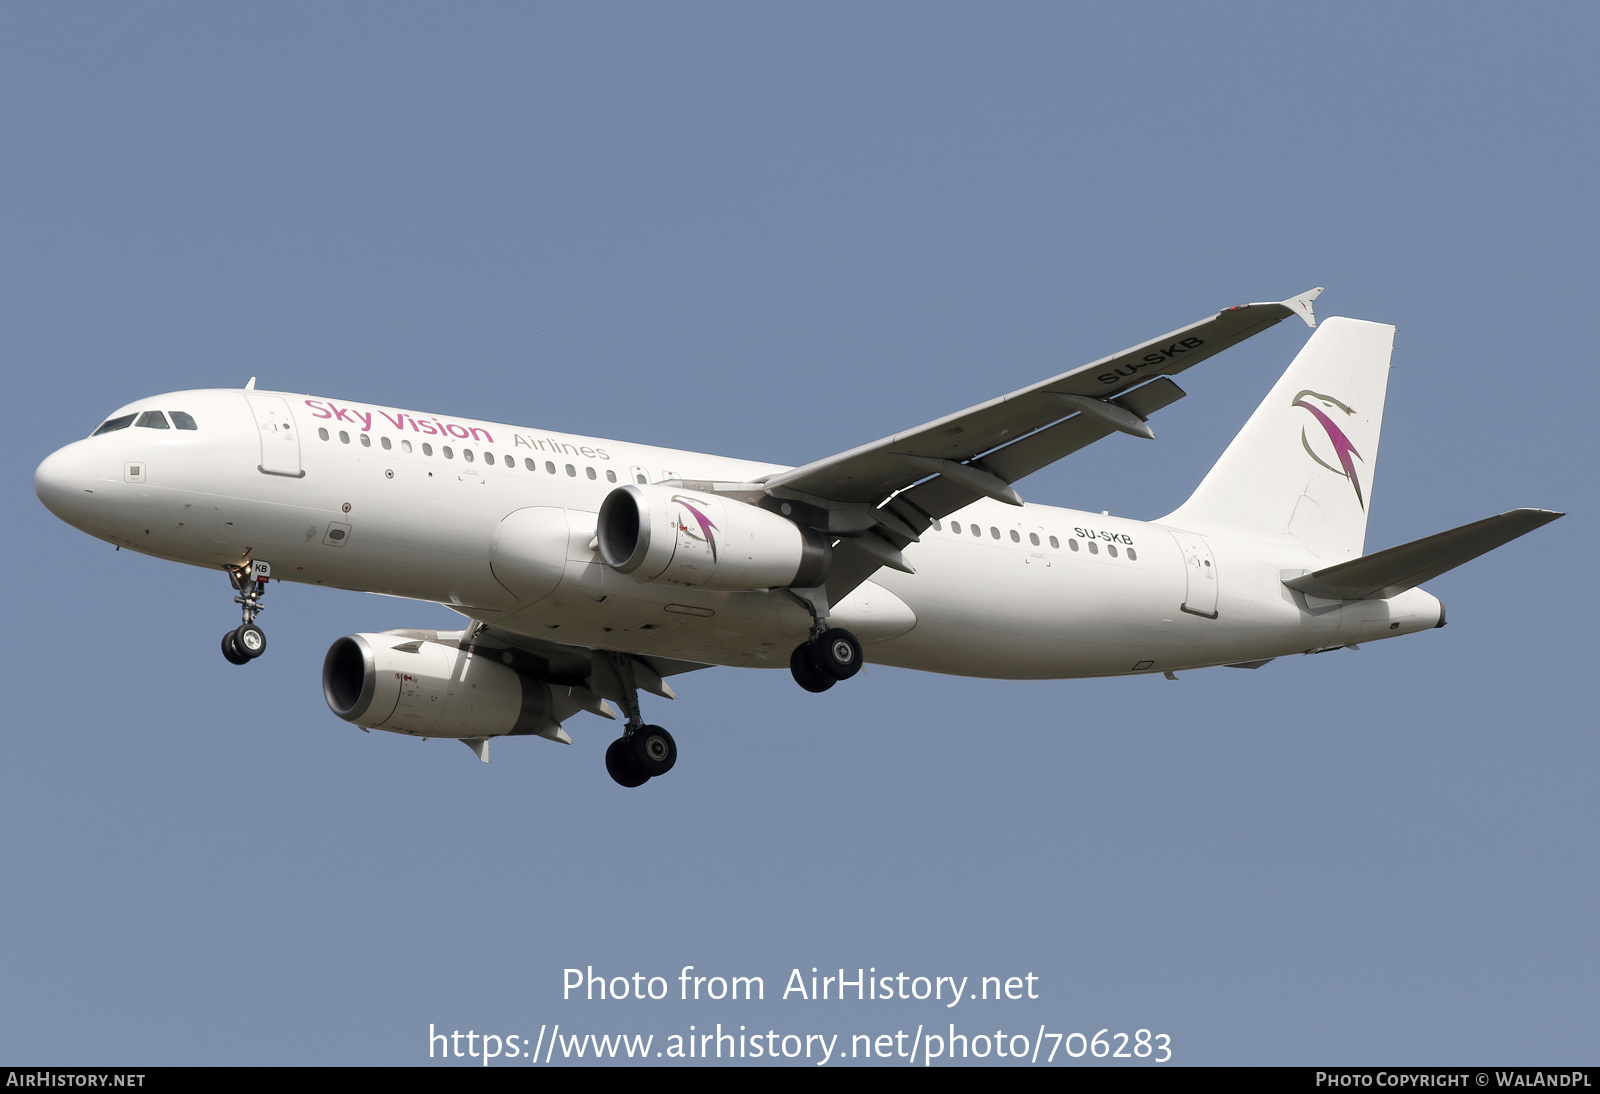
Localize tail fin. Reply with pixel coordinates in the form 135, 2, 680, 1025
1161, 316, 1395, 562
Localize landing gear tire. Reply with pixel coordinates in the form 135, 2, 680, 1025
221, 630, 250, 666
629, 725, 677, 778
233, 623, 267, 659
606, 737, 651, 788
812, 627, 863, 680
790, 642, 835, 693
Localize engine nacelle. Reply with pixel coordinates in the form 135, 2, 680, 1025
322, 631, 559, 739
596, 484, 831, 590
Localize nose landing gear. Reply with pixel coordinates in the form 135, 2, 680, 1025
220, 561, 271, 665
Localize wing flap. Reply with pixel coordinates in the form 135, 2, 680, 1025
1283, 509, 1563, 601
885, 377, 1189, 524
978, 377, 1187, 488
476, 623, 713, 687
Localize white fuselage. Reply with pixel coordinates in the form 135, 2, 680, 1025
34, 388, 1444, 680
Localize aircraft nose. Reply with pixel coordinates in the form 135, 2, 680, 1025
34, 442, 98, 524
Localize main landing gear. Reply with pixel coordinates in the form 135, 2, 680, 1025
603, 652, 678, 788
220, 561, 271, 666
785, 587, 863, 693
789, 628, 863, 692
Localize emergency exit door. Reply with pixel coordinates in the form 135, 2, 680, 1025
1169, 530, 1219, 618
245, 393, 304, 477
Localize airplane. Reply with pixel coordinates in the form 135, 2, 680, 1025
33, 290, 1562, 787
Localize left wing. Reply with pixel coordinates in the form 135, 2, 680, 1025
755, 289, 1321, 598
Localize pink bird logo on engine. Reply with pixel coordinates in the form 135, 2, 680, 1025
1292, 389, 1366, 511
672, 496, 719, 562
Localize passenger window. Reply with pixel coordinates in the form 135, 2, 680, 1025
606, 470, 617, 483
990, 527, 1000, 539
1088, 541, 1099, 555
401, 439, 412, 453
931, 519, 942, 531
1107, 544, 1118, 558
380, 437, 392, 451
339, 431, 350, 444
422, 443, 433, 456
566, 464, 576, 477
1127, 548, 1138, 561
1049, 535, 1059, 549
586, 466, 596, 480
524, 458, 535, 471
1029, 532, 1040, 546
464, 449, 474, 462
1009, 529, 1020, 543
168, 411, 198, 430
92, 414, 136, 436
318, 427, 330, 441
443, 446, 454, 459
484, 452, 495, 466
1068, 538, 1079, 552
635, 474, 647, 484
360, 433, 371, 447
136, 410, 170, 429
545, 461, 556, 474
951, 523, 962, 534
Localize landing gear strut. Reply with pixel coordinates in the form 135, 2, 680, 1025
603, 652, 677, 788
785, 587, 863, 692
220, 561, 271, 665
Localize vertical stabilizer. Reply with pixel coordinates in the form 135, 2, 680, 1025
1160, 317, 1395, 562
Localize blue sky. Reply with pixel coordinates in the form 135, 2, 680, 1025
3, 4, 1594, 1065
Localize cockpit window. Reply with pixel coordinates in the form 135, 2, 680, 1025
92, 414, 136, 436
135, 410, 170, 429
168, 411, 198, 430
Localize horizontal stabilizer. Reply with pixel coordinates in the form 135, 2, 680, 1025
1283, 509, 1563, 600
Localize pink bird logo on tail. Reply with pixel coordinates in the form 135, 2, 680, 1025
1292, 389, 1366, 510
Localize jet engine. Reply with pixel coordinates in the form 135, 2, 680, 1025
322, 631, 568, 740
596, 484, 830, 590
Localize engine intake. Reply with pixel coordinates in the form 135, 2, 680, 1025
596, 484, 830, 590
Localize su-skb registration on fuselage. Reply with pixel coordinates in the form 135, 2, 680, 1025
34, 290, 1561, 787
